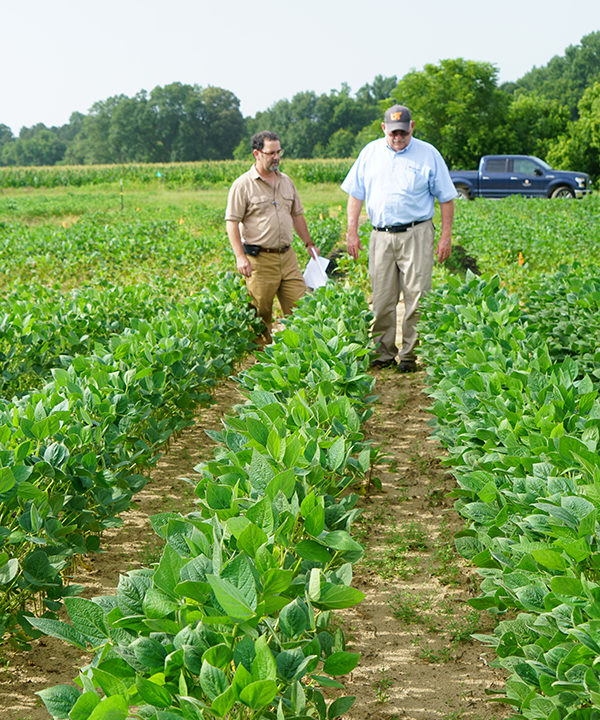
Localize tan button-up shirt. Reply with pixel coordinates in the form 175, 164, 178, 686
225, 166, 304, 249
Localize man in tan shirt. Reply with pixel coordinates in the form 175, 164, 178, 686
225, 131, 317, 344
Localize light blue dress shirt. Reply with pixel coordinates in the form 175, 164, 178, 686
341, 137, 457, 227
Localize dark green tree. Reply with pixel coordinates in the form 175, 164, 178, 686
505, 93, 570, 159
108, 92, 159, 162
546, 81, 600, 179
506, 31, 600, 119
1, 127, 65, 166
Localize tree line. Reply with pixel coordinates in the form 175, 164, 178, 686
1, 31, 599, 177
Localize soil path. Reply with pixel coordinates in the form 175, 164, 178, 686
0, 368, 510, 720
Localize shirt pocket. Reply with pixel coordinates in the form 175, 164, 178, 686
277, 190, 294, 214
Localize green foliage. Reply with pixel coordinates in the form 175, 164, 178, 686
450, 194, 600, 292
506, 31, 600, 119
390, 58, 510, 168
243, 82, 389, 159
505, 93, 570, 159
31, 282, 375, 719
0, 158, 354, 189
0, 273, 262, 639
546, 81, 600, 180
418, 266, 600, 718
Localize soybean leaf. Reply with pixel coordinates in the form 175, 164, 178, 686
37, 684, 81, 719
64, 597, 110, 647
239, 679, 278, 710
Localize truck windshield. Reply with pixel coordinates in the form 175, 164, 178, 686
530, 157, 552, 170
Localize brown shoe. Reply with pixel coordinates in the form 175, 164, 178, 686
371, 358, 398, 369
397, 359, 417, 373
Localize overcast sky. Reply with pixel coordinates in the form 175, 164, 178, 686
2, 0, 599, 135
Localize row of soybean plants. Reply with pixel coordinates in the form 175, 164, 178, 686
450, 194, 600, 294
29, 283, 376, 720
0, 273, 263, 643
419, 267, 600, 720
0, 282, 181, 398
0, 215, 228, 289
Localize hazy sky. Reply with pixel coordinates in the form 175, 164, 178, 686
2, 0, 599, 135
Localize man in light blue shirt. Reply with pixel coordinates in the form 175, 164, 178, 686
342, 104, 456, 371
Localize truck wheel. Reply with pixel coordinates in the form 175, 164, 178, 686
455, 185, 472, 200
550, 185, 575, 198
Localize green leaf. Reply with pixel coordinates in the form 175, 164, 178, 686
68, 691, 100, 720
305, 506, 325, 538
328, 695, 356, 718
211, 685, 236, 716
37, 684, 81, 719
207, 575, 256, 620
131, 636, 167, 671
323, 531, 362, 553
327, 437, 346, 471
279, 598, 310, 638
202, 644, 233, 670
89, 668, 129, 700
239, 679, 278, 710
323, 651, 360, 676
27, 617, 88, 649
142, 587, 179, 618
0, 557, 19, 585
282, 329, 300, 348
200, 661, 228, 700
316, 584, 365, 610
135, 677, 172, 708
249, 449, 274, 493
531, 548, 568, 571
251, 635, 277, 683
245, 417, 269, 447
64, 597, 110, 647
295, 539, 332, 564
237, 521, 268, 558
154, 544, 187, 596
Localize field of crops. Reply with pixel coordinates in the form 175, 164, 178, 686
0, 169, 599, 720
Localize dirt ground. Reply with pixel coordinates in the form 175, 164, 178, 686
0, 362, 511, 720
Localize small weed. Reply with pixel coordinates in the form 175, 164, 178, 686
389, 591, 431, 623
386, 520, 428, 552
414, 608, 484, 663
425, 485, 446, 507
418, 643, 455, 663
395, 391, 408, 410
373, 667, 394, 704
429, 518, 463, 586
361, 551, 419, 580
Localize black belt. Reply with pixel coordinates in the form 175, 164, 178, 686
373, 219, 429, 233
243, 243, 290, 255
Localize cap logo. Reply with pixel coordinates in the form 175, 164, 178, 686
390, 112, 404, 121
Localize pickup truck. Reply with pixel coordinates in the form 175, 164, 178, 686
450, 155, 591, 199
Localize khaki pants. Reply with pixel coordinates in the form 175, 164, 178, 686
368, 221, 435, 363
245, 248, 307, 343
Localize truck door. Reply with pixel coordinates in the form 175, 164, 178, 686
479, 157, 511, 197
510, 157, 547, 196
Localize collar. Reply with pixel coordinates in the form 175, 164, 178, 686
250, 164, 280, 182
385, 137, 413, 154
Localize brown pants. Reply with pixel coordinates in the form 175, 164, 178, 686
245, 248, 307, 343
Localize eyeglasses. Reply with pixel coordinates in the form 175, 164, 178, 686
259, 148, 284, 157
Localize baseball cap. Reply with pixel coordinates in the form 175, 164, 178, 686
384, 105, 412, 131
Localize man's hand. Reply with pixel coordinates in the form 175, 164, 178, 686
436, 235, 452, 263
236, 254, 252, 277
346, 230, 363, 260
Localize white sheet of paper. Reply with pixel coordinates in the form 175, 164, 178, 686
303, 248, 330, 289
